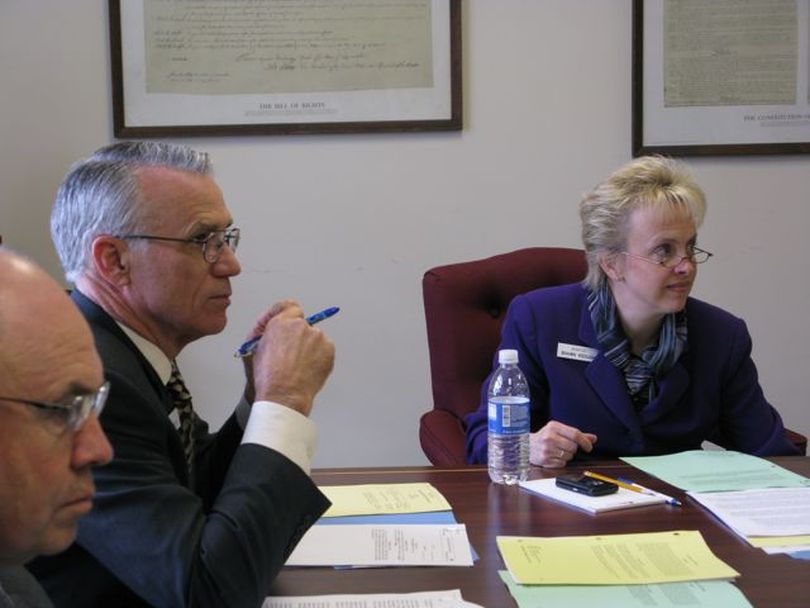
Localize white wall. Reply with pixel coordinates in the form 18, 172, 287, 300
2, 1, 808, 467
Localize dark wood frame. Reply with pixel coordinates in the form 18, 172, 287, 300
632, 0, 810, 157
109, 0, 462, 137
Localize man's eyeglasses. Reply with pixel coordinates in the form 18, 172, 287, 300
114, 227, 241, 264
622, 246, 713, 270
0, 381, 110, 434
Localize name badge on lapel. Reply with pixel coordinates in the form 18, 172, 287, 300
557, 342, 598, 362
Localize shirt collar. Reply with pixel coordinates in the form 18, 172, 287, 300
116, 322, 173, 384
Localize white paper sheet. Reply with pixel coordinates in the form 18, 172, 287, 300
284, 524, 474, 567
519, 477, 665, 513
763, 544, 810, 555
688, 487, 810, 537
263, 588, 483, 608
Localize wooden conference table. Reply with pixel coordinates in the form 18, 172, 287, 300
270, 457, 810, 607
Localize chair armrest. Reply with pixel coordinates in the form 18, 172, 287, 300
785, 428, 807, 456
419, 409, 468, 466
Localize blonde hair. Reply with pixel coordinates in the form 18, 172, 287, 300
579, 156, 707, 290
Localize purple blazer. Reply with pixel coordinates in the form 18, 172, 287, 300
465, 283, 799, 463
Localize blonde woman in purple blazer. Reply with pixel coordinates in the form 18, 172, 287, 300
466, 156, 799, 467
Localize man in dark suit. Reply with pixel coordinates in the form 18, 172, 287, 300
0, 249, 113, 607
29, 142, 335, 607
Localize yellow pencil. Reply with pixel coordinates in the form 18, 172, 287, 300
583, 470, 682, 506
583, 470, 640, 492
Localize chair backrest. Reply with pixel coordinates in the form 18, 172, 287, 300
420, 247, 587, 464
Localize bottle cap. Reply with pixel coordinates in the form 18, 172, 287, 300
498, 349, 518, 365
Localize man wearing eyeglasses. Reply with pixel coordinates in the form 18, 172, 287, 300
0, 250, 113, 607
29, 142, 335, 608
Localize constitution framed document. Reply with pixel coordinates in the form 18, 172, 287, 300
632, 0, 810, 156
109, 0, 461, 137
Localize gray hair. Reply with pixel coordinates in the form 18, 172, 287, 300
51, 141, 212, 283
579, 156, 707, 290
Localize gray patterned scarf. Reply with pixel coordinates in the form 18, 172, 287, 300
587, 284, 687, 408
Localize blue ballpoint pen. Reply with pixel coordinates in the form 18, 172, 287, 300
233, 306, 340, 358
617, 476, 682, 506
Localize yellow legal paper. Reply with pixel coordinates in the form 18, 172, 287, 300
319, 483, 452, 518
497, 530, 739, 585
748, 534, 810, 548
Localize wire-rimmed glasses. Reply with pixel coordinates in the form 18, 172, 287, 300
114, 227, 241, 263
622, 246, 713, 269
0, 381, 110, 434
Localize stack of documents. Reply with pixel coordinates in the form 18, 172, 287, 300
687, 487, 810, 552
621, 450, 810, 493
285, 523, 473, 567
497, 530, 750, 608
622, 450, 810, 554
497, 530, 738, 585
285, 483, 474, 568
264, 588, 483, 608
317, 482, 453, 520
497, 572, 753, 608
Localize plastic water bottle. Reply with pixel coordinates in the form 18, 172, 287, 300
487, 349, 530, 485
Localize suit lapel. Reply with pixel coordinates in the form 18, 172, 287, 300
72, 290, 189, 485
639, 362, 690, 425
577, 298, 642, 435
71, 290, 170, 406
576, 294, 691, 430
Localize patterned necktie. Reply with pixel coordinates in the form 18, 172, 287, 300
167, 361, 195, 477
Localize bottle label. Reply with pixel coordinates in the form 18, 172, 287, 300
487, 396, 530, 435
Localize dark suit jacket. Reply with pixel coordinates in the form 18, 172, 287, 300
29, 291, 330, 607
466, 283, 799, 463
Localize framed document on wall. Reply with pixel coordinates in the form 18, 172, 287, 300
109, 0, 462, 137
633, 0, 810, 156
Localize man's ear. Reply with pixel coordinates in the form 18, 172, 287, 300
91, 236, 131, 286
598, 251, 623, 282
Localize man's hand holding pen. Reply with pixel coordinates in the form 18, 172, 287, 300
241, 301, 336, 416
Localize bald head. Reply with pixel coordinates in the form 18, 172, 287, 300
0, 251, 101, 395
0, 250, 112, 565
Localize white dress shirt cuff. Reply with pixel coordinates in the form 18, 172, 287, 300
241, 401, 317, 475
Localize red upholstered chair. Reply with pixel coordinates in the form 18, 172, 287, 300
419, 247, 807, 466
783, 430, 807, 455
420, 247, 588, 466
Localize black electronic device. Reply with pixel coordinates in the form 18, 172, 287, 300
555, 474, 618, 496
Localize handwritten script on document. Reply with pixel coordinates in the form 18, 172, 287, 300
144, 0, 433, 94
